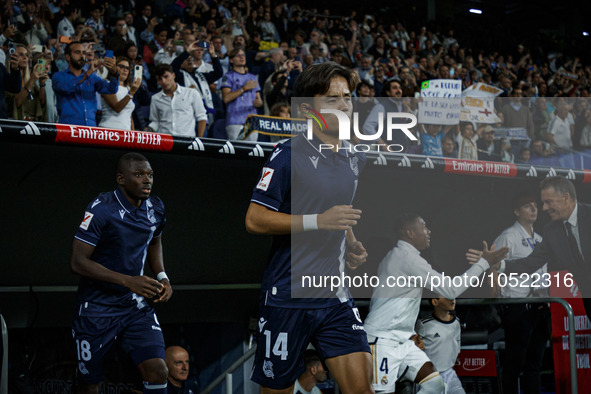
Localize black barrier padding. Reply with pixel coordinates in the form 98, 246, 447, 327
0, 141, 271, 287
3, 140, 591, 309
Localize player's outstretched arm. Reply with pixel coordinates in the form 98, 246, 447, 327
245, 203, 362, 235
71, 239, 164, 298
147, 236, 172, 303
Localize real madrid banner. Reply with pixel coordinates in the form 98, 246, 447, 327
242, 115, 308, 139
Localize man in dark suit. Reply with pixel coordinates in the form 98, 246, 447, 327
499, 176, 591, 316
476, 126, 503, 161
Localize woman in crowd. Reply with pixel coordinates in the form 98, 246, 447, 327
7, 44, 47, 121
99, 56, 141, 130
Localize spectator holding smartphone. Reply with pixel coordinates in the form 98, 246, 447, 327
52, 42, 119, 126
99, 56, 142, 130
33, 51, 59, 123
7, 44, 47, 121
0, 51, 22, 119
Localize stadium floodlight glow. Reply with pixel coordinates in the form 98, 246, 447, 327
584, 32, 590, 36
469, 8, 483, 14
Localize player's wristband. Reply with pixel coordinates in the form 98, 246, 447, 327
157, 272, 169, 282
302, 214, 318, 231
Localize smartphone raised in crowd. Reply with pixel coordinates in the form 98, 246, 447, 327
37, 58, 46, 73
134, 65, 143, 80
197, 41, 209, 49
105, 50, 114, 59
58, 35, 72, 44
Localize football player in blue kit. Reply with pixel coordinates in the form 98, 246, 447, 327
246, 62, 374, 394
70, 152, 173, 394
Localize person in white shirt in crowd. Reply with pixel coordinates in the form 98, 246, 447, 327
57, 5, 79, 38
155, 38, 181, 66
546, 103, 574, 150
171, 39, 223, 127
293, 350, 326, 394
492, 192, 550, 394
364, 213, 507, 394
123, 13, 137, 46
456, 122, 478, 160
416, 297, 465, 394
146, 64, 207, 138
22, 0, 49, 46
99, 56, 142, 130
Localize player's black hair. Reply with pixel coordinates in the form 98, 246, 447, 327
393, 212, 421, 241
304, 349, 322, 369
541, 176, 577, 201
118, 152, 148, 173
294, 62, 358, 98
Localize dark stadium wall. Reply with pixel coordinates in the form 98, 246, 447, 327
2, 140, 591, 327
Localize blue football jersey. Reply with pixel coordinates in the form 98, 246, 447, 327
73, 188, 166, 316
251, 133, 366, 308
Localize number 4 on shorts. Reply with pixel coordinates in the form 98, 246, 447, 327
380, 358, 389, 374
263, 330, 288, 360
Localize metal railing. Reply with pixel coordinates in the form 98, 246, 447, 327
431, 298, 578, 393
199, 298, 578, 394
1, 314, 8, 394
200, 346, 257, 394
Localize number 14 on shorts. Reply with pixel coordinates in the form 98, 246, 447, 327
263, 330, 288, 360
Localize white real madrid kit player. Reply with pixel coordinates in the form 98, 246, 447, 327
364, 227, 497, 393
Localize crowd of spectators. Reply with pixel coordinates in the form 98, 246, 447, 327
1, 0, 591, 166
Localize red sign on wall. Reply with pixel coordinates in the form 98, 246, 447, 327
443, 158, 517, 178
55, 124, 174, 151
455, 350, 498, 377
549, 271, 591, 394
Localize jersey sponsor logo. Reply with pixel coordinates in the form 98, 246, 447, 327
79, 212, 94, 230
263, 360, 274, 378
350, 156, 359, 175
78, 361, 89, 374
119, 209, 126, 219
269, 148, 282, 161
309, 156, 319, 169
256, 167, 275, 191
258, 318, 267, 333
91, 199, 101, 208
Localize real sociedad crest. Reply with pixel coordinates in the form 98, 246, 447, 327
148, 209, 157, 224
350, 156, 359, 176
